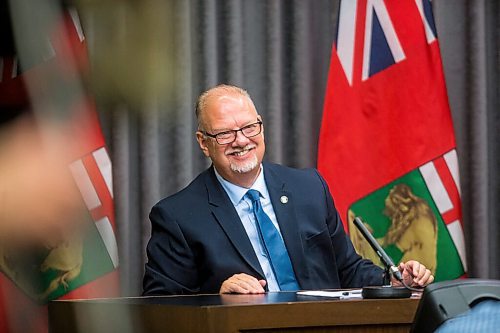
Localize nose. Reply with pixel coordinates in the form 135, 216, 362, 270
232, 129, 250, 146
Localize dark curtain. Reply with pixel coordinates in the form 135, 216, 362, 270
82, 0, 500, 296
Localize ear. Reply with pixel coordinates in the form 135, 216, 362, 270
196, 131, 210, 157
257, 114, 264, 138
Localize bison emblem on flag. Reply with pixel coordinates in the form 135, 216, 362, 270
347, 149, 466, 281
0, 146, 118, 304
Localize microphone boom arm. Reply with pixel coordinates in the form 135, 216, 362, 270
353, 217, 403, 283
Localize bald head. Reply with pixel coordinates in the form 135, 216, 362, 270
195, 84, 252, 130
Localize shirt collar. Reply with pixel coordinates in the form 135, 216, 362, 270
214, 165, 268, 205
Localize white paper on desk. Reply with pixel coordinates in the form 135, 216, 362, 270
296, 289, 363, 299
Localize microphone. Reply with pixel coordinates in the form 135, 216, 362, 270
353, 216, 411, 299
353, 217, 402, 282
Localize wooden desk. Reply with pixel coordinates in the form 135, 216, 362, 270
49, 292, 420, 333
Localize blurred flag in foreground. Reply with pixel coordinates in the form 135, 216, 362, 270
0, 3, 119, 332
318, 0, 466, 281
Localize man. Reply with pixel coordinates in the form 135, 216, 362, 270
143, 84, 434, 295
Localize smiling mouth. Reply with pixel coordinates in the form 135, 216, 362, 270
227, 145, 255, 157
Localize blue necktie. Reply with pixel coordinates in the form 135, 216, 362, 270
246, 189, 299, 291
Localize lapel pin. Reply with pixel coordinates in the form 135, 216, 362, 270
280, 196, 288, 204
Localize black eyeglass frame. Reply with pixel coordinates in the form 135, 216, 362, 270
201, 120, 263, 145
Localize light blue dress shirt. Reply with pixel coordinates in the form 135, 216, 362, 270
214, 166, 282, 291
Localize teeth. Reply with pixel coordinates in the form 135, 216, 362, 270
227, 145, 255, 157
231, 149, 250, 156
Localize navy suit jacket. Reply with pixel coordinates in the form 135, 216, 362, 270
143, 163, 384, 295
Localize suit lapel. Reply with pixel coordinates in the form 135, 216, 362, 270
204, 167, 265, 279
263, 164, 310, 287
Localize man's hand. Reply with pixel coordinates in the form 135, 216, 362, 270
391, 260, 434, 288
220, 273, 267, 294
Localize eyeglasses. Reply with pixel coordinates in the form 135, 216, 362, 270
202, 120, 263, 145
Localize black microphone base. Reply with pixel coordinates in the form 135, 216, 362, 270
362, 285, 412, 299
